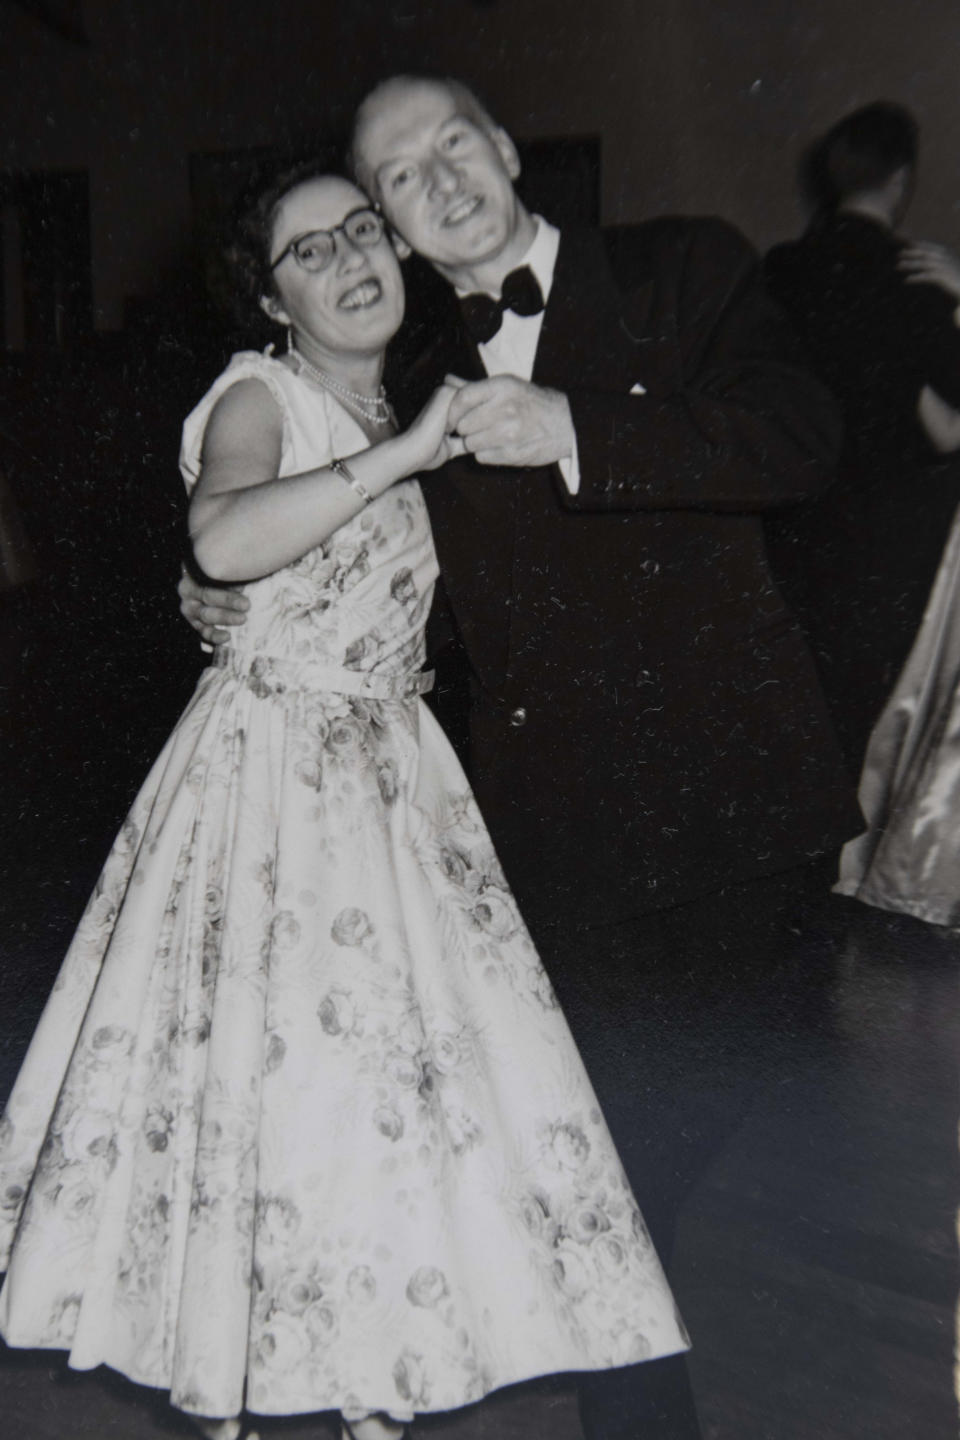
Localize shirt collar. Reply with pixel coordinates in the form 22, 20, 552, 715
455, 215, 560, 303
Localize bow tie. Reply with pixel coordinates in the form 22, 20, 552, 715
458, 265, 545, 344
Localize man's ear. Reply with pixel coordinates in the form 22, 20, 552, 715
491, 126, 522, 182
883, 164, 914, 227
260, 293, 291, 327
892, 164, 914, 204
389, 229, 413, 261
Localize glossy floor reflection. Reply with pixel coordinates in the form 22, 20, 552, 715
1, 865, 956, 1438
674, 900, 960, 1440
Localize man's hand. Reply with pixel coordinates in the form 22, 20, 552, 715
446, 375, 575, 468
178, 566, 249, 646
899, 241, 960, 302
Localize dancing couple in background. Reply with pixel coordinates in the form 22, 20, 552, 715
766, 101, 960, 925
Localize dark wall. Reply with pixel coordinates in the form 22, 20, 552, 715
2, 0, 958, 330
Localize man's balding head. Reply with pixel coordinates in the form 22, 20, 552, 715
350, 75, 500, 200
347, 73, 534, 291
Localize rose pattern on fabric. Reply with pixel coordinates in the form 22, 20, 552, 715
0, 353, 687, 1422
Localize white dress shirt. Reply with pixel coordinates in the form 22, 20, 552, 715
458, 215, 580, 493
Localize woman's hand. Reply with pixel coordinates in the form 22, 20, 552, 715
178, 565, 249, 645
899, 241, 960, 302
400, 381, 468, 473
918, 384, 960, 454
186, 376, 469, 591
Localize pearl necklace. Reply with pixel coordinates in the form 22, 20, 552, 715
288, 337, 393, 426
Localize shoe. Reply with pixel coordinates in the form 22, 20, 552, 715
192, 1419, 261, 1440
340, 1421, 410, 1440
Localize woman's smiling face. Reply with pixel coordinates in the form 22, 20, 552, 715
264, 175, 405, 360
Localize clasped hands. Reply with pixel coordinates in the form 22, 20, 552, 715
178, 374, 575, 644
898, 240, 960, 303
443, 374, 575, 469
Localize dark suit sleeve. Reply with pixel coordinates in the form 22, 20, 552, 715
560, 219, 842, 513
765, 224, 960, 446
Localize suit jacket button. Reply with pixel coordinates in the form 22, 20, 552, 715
509, 706, 527, 727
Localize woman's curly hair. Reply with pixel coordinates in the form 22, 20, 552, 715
221, 151, 355, 329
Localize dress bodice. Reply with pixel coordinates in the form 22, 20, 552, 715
180, 351, 438, 682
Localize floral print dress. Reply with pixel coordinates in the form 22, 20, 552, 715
0, 352, 687, 1424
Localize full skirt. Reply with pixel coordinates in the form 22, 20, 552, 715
0, 658, 686, 1420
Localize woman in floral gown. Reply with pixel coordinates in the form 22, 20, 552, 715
0, 164, 687, 1440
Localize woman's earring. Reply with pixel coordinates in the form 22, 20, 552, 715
285, 325, 294, 353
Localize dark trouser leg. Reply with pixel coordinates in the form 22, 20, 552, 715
538, 858, 841, 1261
527, 911, 706, 1440
530, 858, 842, 1440
577, 1355, 699, 1440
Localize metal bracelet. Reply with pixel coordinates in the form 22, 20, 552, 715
330, 456, 372, 507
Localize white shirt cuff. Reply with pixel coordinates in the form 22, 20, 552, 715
557, 432, 581, 494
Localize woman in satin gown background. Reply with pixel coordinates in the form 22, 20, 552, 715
837, 241, 960, 922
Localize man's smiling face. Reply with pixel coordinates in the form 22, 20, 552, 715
353, 78, 527, 286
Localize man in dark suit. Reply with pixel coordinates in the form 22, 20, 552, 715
765, 101, 960, 768
182, 74, 859, 1439
345, 75, 856, 936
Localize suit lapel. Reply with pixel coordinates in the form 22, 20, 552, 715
533, 227, 656, 393
388, 261, 484, 425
